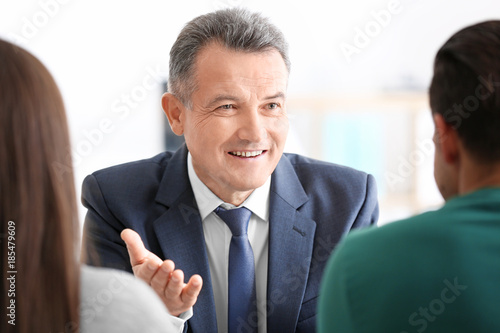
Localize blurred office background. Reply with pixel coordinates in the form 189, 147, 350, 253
1, 0, 498, 225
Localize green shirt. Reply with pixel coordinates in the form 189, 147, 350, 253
318, 188, 500, 333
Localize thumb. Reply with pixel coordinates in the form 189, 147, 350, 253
121, 228, 150, 266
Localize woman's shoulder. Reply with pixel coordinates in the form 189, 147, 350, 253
79, 265, 175, 333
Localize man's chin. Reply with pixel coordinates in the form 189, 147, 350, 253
230, 177, 269, 192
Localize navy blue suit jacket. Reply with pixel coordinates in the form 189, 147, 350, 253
82, 145, 378, 332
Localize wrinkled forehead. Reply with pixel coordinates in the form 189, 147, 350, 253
194, 43, 287, 89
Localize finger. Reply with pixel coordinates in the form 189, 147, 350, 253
121, 229, 150, 266
133, 259, 162, 284
165, 269, 185, 299
150, 260, 175, 291
182, 274, 203, 305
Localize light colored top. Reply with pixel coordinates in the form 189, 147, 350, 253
188, 152, 271, 333
80, 265, 176, 332
318, 187, 500, 333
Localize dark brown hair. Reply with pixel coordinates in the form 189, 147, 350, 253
0, 39, 80, 332
429, 20, 500, 162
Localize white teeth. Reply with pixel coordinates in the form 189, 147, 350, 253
230, 150, 263, 157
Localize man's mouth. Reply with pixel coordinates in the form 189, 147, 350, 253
228, 150, 265, 158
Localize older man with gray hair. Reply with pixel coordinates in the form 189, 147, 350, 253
82, 8, 378, 333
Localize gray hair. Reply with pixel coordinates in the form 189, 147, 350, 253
168, 8, 290, 109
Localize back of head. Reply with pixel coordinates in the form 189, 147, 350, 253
430, 20, 500, 163
0, 39, 79, 333
168, 8, 290, 108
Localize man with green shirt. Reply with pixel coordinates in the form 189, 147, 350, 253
318, 20, 500, 333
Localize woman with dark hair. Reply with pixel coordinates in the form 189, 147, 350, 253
0, 39, 174, 333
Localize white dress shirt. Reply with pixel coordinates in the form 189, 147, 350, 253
187, 152, 270, 333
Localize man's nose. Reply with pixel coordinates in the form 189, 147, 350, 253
236, 108, 267, 143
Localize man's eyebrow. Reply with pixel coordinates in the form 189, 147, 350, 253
206, 95, 240, 107
264, 92, 286, 100
206, 92, 286, 107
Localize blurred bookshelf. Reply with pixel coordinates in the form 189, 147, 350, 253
286, 92, 443, 225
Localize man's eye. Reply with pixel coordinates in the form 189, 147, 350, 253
218, 104, 233, 110
267, 103, 279, 109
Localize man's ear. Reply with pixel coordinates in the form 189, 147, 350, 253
433, 113, 459, 164
161, 93, 185, 136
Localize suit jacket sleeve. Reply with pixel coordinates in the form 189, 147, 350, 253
351, 173, 379, 229
81, 174, 132, 272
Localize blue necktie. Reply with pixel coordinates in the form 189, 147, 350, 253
215, 206, 258, 333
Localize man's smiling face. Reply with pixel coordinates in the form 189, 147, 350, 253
178, 43, 289, 204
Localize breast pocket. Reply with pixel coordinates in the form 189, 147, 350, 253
297, 295, 319, 323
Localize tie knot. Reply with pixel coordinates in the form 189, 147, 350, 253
215, 206, 252, 236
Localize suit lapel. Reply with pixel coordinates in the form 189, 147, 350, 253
153, 145, 217, 332
267, 155, 317, 332
151, 149, 316, 332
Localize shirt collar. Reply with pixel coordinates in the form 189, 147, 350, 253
187, 152, 270, 221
